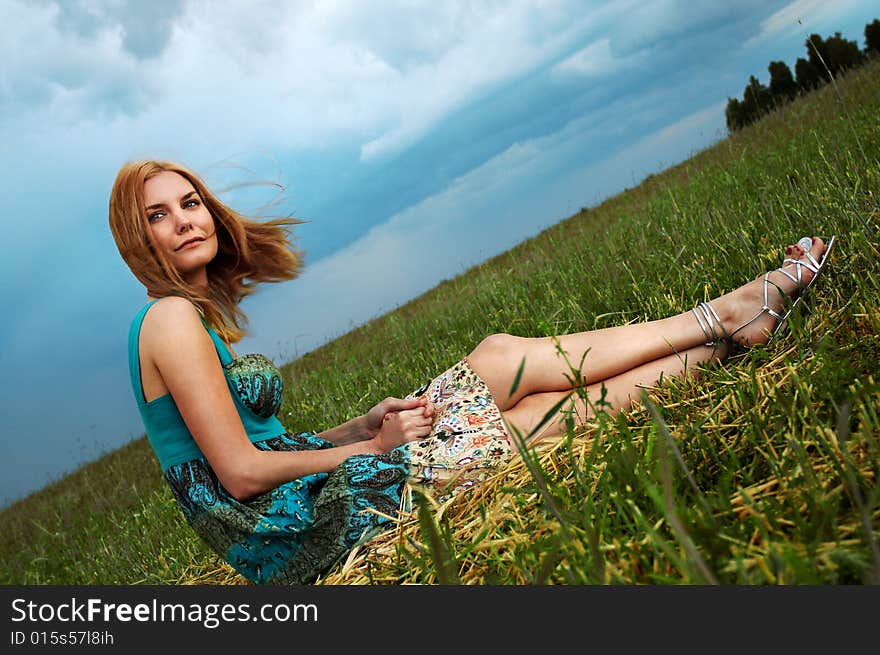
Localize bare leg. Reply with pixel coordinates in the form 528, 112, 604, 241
501, 342, 728, 443
467, 237, 828, 411
467, 314, 709, 411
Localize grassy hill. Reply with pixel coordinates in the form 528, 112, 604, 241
2, 59, 878, 585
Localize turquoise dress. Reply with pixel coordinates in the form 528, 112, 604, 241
128, 300, 410, 584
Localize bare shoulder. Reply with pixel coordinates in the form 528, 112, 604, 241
140, 297, 207, 352
144, 296, 201, 326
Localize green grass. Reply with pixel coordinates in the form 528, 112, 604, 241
2, 59, 878, 585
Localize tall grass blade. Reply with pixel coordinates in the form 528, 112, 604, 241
644, 391, 719, 585
415, 491, 460, 585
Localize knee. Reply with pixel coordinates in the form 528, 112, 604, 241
469, 333, 521, 363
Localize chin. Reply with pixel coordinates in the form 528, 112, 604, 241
178, 255, 218, 278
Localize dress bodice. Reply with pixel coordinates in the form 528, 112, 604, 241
224, 353, 284, 419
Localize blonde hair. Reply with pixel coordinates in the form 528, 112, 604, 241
109, 160, 303, 343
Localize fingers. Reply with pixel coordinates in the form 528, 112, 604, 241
396, 406, 436, 421
382, 396, 437, 416
379, 409, 435, 443
384, 408, 433, 423
383, 396, 427, 413
379, 397, 437, 440
405, 401, 435, 418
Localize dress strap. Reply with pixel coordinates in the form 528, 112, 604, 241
201, 321, 234, 366
128, 299, 160, 404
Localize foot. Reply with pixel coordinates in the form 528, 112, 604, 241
709, 237, 830, 347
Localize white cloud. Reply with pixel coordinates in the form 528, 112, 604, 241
0, 1, 141, 116
760, 0, 830, 36
1, 0, 603, 160
605, 0, 768, 56
745, 0, 865, 47
355, 2, 601, 160
553, 38, 616, 76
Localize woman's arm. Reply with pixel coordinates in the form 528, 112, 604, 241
317, 397, 435, 445
140, 298, 432, 501
317, 415, 371, 445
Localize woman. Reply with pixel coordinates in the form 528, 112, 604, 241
109, 160, 833, 584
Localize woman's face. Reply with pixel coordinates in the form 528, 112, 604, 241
143, 171, 219, 287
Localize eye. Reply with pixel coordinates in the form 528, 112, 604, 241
183, 198, 200, 209
147, 211, 166, 223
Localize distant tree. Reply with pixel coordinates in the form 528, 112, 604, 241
795, 56, 822, 90
767, 60, 797, 103
826, 31, 865, 71
805, 33, 832, 80
725, 97, 745, 132
805, 32, 863, 80
741, 75, 771, 124
725, 22, 876, 135
865, 18, 880, 54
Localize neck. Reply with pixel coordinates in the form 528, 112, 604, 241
186, 267, 209, 290
146, 275, 209, 302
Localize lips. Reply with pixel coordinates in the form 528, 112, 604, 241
175, 237, 205, 251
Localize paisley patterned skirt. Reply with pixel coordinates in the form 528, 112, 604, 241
164, 358, 513, 585
404, 357, 512, 497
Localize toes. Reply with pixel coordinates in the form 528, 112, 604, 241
787, 236, 826, 265
786, 244, 804, 258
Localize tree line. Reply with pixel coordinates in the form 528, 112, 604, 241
726, 18, 880, 132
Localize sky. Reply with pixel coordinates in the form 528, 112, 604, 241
1, 0, 877, 508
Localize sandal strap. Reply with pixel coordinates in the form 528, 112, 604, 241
692, 306, 715, 346
780, 257, 819, 288
692, 301, 730, 346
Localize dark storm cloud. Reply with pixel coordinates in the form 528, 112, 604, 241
48, 0, 185, 59
0, 0, 185, 118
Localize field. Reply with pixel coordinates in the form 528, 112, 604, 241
2, 58, 878, 585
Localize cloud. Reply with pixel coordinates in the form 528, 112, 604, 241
744, 0, 866, 47
606, 0, 772, 56
3, 0, 605, 159
0, 0, 768, 163
553, 38, 617, 77
49, 0, 185, 59
758, 0, 832, 38
624, 101, 726, 158
0, 0, 184, 119
317, 2, 468, 72
355, 2, 601, 161
0, 0, 161, 120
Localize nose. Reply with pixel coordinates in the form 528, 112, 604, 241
174, 211, 193, 233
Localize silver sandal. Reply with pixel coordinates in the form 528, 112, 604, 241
692, 236, 836, 351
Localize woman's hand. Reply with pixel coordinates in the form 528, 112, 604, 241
319, 396, 437, 446
364, 396, 435, 438
370, 406, 435, 452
